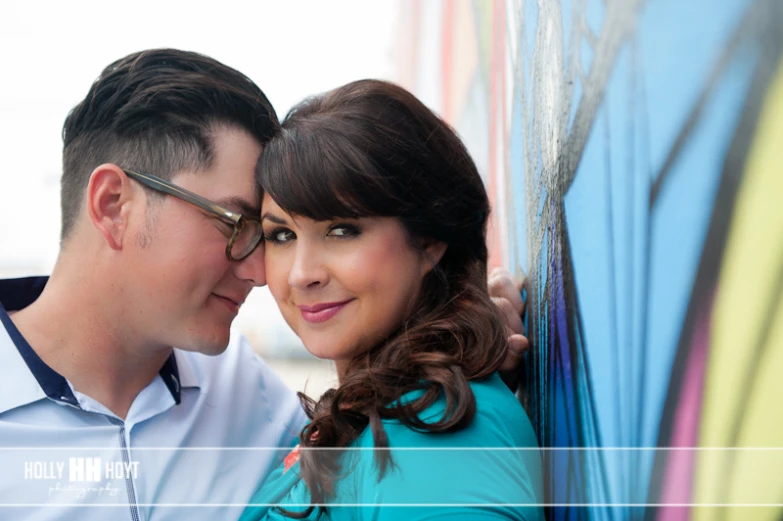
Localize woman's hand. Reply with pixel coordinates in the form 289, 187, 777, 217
489, 268, 530, 392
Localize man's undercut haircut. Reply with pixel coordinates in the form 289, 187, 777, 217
60, 48, 280, 241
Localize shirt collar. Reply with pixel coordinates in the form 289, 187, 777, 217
0, 276, 193, 413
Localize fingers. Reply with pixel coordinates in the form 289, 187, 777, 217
488, 267, 525, 318
489, 268, 531, 391
500, 334, 530, 373
491, 296, 525, 337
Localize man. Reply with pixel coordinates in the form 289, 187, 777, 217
0, 49, 528, 520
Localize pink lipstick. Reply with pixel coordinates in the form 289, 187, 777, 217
298, 300, 353, 323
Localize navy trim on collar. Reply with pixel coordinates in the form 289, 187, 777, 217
0, 299, 79, 406
0, 276, 182, 406
0, 276, 48, 310
159, 350, 182, 405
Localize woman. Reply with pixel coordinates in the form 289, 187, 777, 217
241, 80, 542, 520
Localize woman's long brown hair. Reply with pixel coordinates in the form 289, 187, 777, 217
257, 79, 509, 517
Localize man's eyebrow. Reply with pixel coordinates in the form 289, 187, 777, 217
261, 212, 288, 224
216, 197, 260, 218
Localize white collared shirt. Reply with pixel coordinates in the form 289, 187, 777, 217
0, 277, 308, 521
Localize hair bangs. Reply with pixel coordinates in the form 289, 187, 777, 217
258, 125, 397, 221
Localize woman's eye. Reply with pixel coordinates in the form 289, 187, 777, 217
327, 224, 360, 238
263, 228, 295, 244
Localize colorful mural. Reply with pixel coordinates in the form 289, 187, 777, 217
397, 0, 783, 519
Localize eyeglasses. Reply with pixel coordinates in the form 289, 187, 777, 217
122, 169, 263, 261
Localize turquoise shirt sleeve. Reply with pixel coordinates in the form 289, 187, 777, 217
239, 373, 543, 521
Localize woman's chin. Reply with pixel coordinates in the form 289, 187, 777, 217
301, 342, 342, 362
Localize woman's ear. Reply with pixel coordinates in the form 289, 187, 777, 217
419, 238, 448, 276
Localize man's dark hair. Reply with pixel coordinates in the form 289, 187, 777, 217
60, 48, 279, 241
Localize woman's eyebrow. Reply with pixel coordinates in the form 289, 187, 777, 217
261, 212, 288, 224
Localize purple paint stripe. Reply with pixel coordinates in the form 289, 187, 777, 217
555, 241, 576, 431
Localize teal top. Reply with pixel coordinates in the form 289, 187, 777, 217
239, 373, 543, 521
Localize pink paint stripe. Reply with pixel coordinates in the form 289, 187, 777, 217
441, 0, 455, 122
656, 293, 714, 521
488, 0, 504, 268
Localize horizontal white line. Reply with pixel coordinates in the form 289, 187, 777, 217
0, 504, 781, 508
1, 447, 782, 451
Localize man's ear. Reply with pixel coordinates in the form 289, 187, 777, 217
420, 238, 448, 276
85, 164, 136, 250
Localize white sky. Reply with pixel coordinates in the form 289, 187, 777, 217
0, 0, 400, 355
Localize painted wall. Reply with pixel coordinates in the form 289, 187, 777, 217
397, 0, 783, 519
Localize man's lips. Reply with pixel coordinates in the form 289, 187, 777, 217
213, 294, 245, 313
298, 299, 353, 323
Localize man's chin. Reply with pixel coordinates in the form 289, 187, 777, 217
194, 343, 231, 356
177, 330, 232, 356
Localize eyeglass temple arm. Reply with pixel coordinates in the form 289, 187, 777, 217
124, 170, 241, 223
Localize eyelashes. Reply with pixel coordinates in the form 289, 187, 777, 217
262, 223, 362, 244
263, 227, 294, 244
326, 223, 361, 238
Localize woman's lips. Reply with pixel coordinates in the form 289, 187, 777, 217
298, 300, 353, 323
